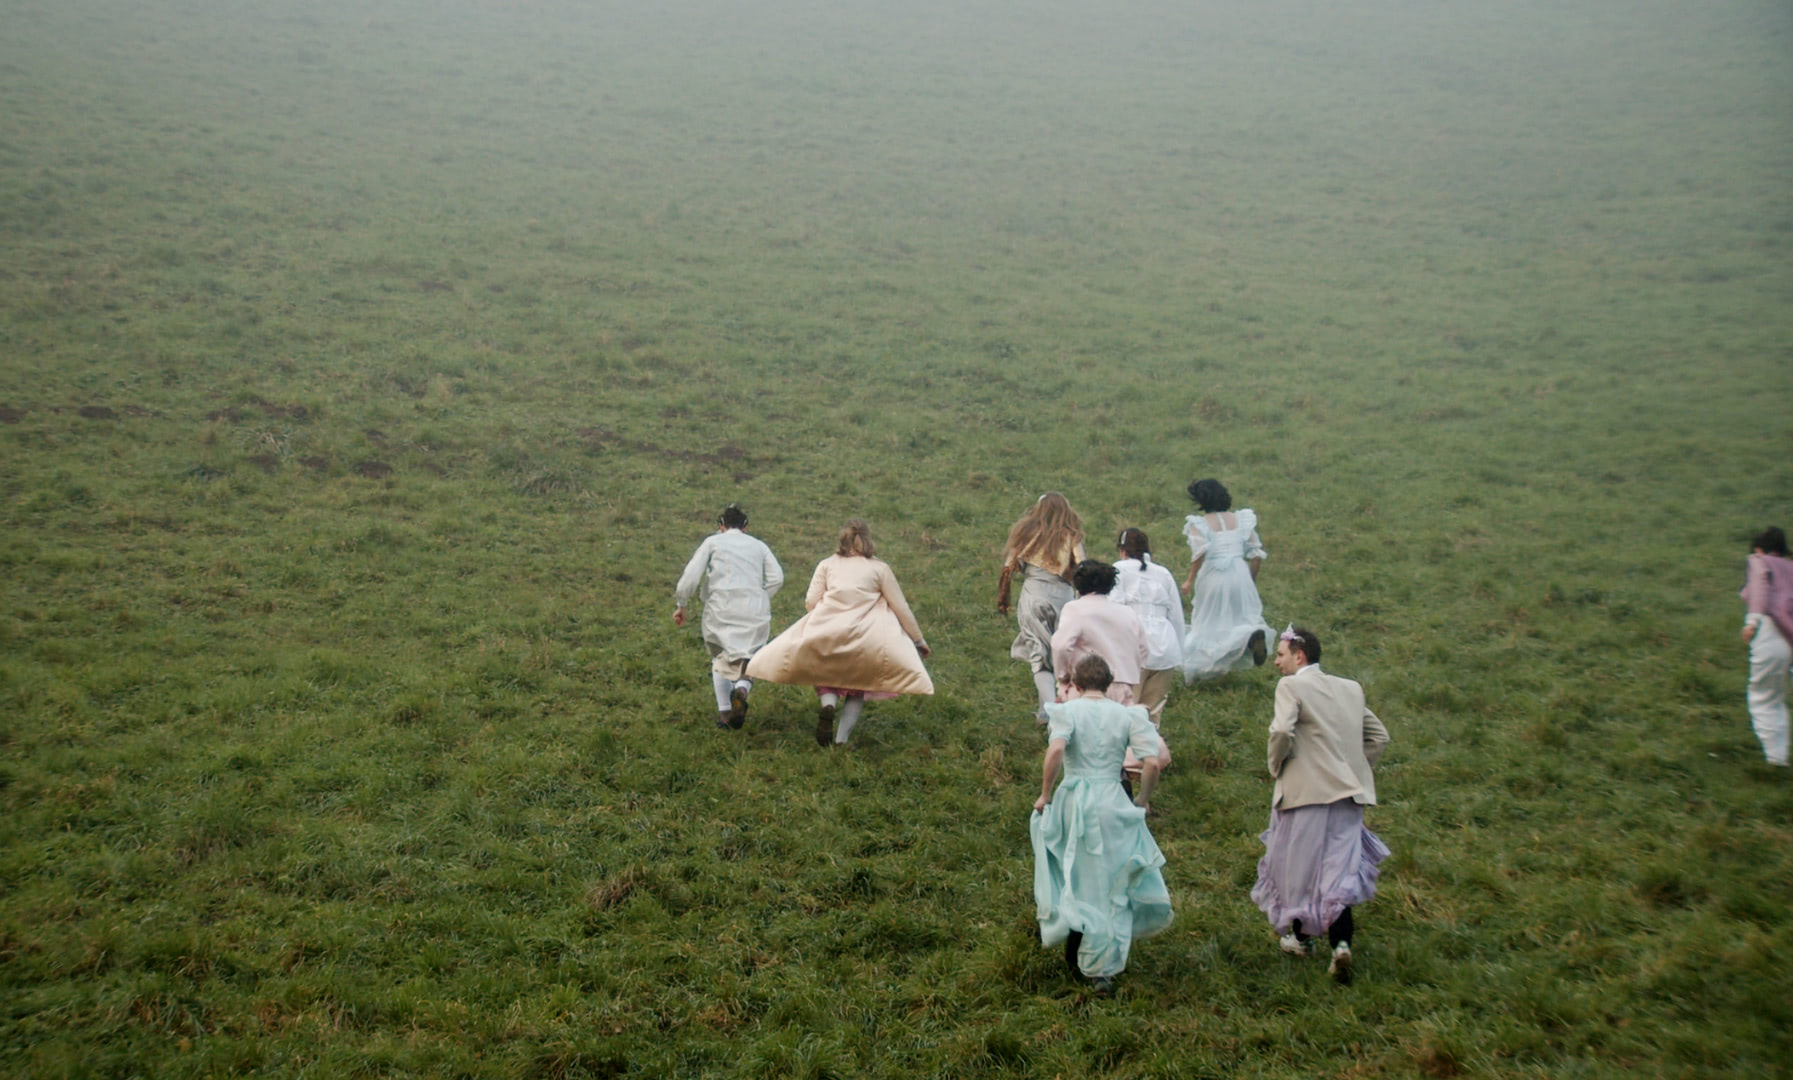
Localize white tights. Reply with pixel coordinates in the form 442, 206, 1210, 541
818, 692, 866, 743
712, 674, 751, 711
1032, 670, 1057, 716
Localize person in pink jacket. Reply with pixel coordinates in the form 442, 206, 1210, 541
747, 519, 932, 747
1740, 526, 1792, 767
1050, 561, 1148, 705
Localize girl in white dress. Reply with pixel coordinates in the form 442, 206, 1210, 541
1180, 479, 1272, 681
1112, 528, 1186, 723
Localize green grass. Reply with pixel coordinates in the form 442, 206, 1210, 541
2, 0, 1791, 1076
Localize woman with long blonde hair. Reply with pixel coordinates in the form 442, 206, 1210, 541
998, 492, 1086, 718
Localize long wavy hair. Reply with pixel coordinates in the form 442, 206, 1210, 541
1002, 492, 1084, 576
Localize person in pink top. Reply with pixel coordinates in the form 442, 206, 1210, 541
1051, 561, 1168, 783
1740, 526, 1792, 767
1050, 561, 1148, 704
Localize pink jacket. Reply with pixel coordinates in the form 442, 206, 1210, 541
1741, 552, 1793, 644
1050, 594, 1148, 691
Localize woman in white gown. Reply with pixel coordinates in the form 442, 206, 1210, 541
1180, 479, 1272, 681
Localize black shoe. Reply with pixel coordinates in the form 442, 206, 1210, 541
715, 711, 733, 729
1090, 976, 1116, 997
1248, 629, 1268, 667
815, 703, 836, 747
727, 686, 749, 729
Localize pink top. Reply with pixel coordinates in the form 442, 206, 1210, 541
1741, 552, 1793, 644
1050, 594, 1149, 691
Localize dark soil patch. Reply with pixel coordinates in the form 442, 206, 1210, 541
364, 428, 387, 443
247, 453, 281, 473
354, 460, 392, 479
79, 405, 117, 420
120, 404, 154, 417
0, 406, 23, 423
299, 456, 329, 472
206, 397, 309, 423
417, 461, 447, 476
486, 283, 506, 293
418, 279, 453, 292
578, 427, 759, 474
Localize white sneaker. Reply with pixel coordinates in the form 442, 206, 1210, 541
1279, 933, 1308, 956
1329, 943, 1353, 985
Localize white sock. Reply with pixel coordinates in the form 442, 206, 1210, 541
734, 678, 752, 699
1033, 671, 1057, 711
712, 674, 735, 711
835, 696, 864, 743
819, 692, 840, 709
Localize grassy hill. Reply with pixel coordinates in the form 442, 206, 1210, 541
2, 0, 1789, 1075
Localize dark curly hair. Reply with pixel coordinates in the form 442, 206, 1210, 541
1754, 526, 1788, 556
719, 504, 748, 529
1187, 478, 1232, 513
1071, 559, 1117, 596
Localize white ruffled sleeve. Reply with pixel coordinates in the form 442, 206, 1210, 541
1183, 515, 1209, 561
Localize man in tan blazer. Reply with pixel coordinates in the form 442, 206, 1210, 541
1251, 626, 1391, 984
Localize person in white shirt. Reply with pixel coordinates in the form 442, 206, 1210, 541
1112, 527, 1186, 725
674, 504, 784, 729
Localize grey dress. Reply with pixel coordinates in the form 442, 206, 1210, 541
1010, 563, 1076, 675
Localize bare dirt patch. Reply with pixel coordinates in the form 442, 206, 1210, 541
299, 456, 329, 472
247, 454, 281, 473
578, 426, 757, 473
206, 397, 309, 423
417, 461, 447, 476
418, 280, 453, 293
79, 405, 117, 420
354, 460, 392, 479
0, 406, 23, 423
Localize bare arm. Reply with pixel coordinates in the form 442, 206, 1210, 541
1248, 556, 1262, 582
1182, 556, 1204, 595
1134, 755, 1161, 809
1034, 739, 1066, 811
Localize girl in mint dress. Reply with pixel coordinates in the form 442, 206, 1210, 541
1030, 655, 1173, 992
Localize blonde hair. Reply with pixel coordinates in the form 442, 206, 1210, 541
836, 518, 876, 557
1002, 492, 1083, 576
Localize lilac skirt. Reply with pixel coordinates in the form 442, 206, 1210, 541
1251, 799, 1389, 934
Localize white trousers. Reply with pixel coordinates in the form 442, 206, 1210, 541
1748, 624, 1790, 766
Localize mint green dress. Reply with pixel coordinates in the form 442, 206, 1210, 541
1029, 696, 1174, 978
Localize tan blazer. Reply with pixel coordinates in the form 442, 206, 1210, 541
1267, 664, 1389, 810
746, 555, 933, 695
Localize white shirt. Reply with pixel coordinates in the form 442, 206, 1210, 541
675, 529, 784, 660
1112, 555, 1187, 671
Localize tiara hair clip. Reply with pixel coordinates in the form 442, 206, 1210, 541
1278, 624, 1300, 645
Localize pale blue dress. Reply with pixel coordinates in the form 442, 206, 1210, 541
1181, 509, 1272, 680
1029, 696, 1173, 978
